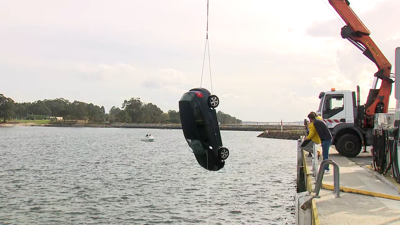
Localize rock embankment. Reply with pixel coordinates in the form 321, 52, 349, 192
257, 130, 307, 140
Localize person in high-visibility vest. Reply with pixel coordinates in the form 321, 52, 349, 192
307, 112, 332, 173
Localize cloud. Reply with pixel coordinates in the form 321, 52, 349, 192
305, 0, 400, 39
141, 68, 188, 89
76, 63, 137, 81
0, 0, 398, 122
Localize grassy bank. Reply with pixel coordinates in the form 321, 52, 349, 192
6, 120, 51, 125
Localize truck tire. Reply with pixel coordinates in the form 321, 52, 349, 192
336, 134, 361, 157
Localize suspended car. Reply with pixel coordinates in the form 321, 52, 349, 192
179, 87, 229, 171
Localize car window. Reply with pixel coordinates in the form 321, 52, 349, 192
193, 107, 205, 125
186, 139, 204, 152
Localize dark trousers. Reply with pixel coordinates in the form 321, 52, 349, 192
321, 139, 331, 170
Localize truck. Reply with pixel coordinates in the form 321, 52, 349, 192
315, 0, 394, 157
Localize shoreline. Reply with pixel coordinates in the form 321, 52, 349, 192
0, 122, 306, 139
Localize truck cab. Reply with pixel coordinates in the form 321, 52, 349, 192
317, 89, 355, 129
316, 89, 370, 157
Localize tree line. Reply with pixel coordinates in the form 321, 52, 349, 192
0, 94, 242, 124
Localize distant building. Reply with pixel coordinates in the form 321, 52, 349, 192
48, 116, 63, 121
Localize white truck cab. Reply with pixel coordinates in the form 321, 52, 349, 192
316, 89, 355, 129
315, 88, 371, 157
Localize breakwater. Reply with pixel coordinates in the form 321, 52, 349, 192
110, 123, 306, 139
6, 122, 306, 140
105, 123, 305, 133
109, 123, 306, 140
257, 130, 306, 140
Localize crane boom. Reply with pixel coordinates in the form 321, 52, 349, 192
329, 0, 392, 116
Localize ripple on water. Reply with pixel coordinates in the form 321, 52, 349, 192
0, 127, 296, 224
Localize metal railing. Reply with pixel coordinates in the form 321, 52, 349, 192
296, 139, 341, 225
298, 138, 341, 198
314, 159, 340, 198
299, 138, 319, 177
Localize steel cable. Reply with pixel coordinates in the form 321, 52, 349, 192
200, 0, 214, 94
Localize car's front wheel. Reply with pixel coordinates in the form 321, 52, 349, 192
218, 147, 229, 160
208, 95, 219, 108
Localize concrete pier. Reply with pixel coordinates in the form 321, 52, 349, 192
305, 147, 400, 225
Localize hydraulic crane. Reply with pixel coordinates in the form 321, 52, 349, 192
316, 0, 393, 157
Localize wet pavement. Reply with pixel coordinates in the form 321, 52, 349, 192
306, 146, 400, 225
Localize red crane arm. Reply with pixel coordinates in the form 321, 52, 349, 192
329, 0, 392, 116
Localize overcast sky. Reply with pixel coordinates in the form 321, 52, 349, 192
1, 0, 399, 122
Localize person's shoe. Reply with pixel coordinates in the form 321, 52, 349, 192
325, 170, 330, 174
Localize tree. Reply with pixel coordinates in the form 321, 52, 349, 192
0, 94, 15, 122
122, 97, 143, 123
117, 110, 131, 123
13, 103, 27, 119
140, 103, 163, 123
160, 113, 169, 123
217, 111, 242, 124
0, 94, 242, 124
44, 98, 70, 117
168, 110, 180, 123
30, 100, 52, 115
58, 109, 69, 120
86, 103, 105, 122
70, 101, 88, 120
109, 106, 121, 123
109, 106, 131, 123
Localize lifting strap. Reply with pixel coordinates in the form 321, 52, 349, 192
200, 0, 213, 94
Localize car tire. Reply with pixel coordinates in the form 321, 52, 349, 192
208, 95, 219, 108
218, 147, 229, 160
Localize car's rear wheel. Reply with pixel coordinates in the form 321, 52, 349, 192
218, 147, 229, 160
208, 95, 219, 108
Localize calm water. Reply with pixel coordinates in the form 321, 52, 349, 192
0, 126, 296, 224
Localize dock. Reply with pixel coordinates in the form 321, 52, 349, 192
297, 144, 400, 225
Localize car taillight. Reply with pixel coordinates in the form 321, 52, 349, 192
195, 92, 203, 98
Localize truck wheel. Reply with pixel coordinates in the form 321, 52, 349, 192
336, 134, 361, 157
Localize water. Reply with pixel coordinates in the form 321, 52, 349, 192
0, 126, 296, 224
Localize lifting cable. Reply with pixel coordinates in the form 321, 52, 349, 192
200, 0, 214, 94
318, 0, 346, 27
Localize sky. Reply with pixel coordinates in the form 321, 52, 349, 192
0, 0, 399, 122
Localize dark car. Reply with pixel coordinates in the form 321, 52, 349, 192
179, 87, 229, 171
